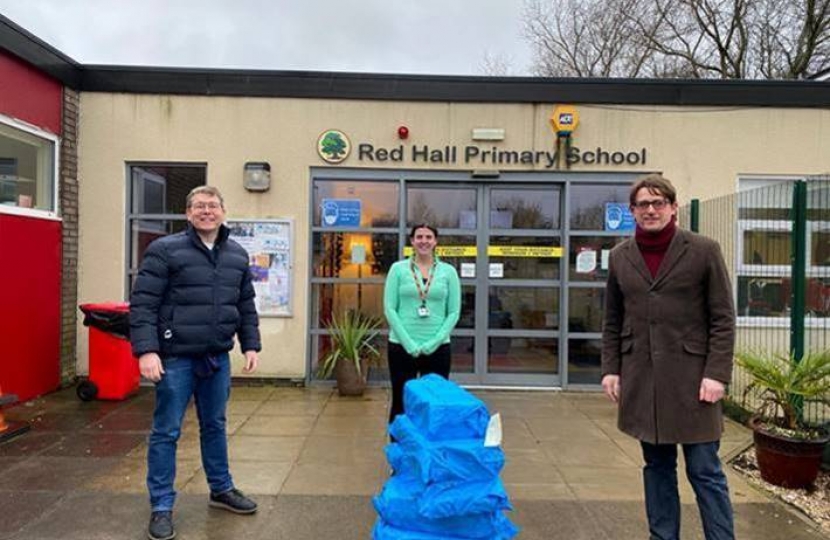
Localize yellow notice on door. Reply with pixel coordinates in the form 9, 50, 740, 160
487, 246, 562, 258
403, 246, 478, 257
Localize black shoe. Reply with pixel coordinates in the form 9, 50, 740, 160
148, 511, 175, 540
209, 488, 258, 514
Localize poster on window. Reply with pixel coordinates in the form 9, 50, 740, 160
227, 219, 293, 317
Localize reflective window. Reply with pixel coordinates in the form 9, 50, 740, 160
312, 283, 385, 329
568, 339, 602, 384
812, 229, 830, 267
126, 164, 206, 295
0, 121, 56, 211
569, 236, 627, 282
569, 288, 604, 333
488, 337, 558, 374
488, 236, 561, 280
743, 229, 790, 266
451, 337, 475, 373
407, 186, 476, 229
489, 188, 560, 229
488, 287, 559, 330
313, 180, 399, 227
570, 184, 630, 230
457, 285, 476, 329
312, 232, 397, 278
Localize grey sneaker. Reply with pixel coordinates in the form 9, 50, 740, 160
209, 488, 258, 514
148, 511, 175, 540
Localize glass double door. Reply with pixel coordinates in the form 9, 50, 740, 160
406, 183, 562, 386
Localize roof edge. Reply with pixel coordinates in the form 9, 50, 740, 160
0, 15, 82, 87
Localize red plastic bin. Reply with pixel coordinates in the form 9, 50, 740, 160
78, 302, 139, 401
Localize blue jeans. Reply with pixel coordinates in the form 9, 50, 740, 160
641, 441, 735, 540
147, 353, 233, 511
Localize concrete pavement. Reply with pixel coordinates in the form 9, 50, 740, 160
0, 384, 826, 539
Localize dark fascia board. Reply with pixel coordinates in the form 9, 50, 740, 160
0, 15, 82, 87
2, 13, 828, 107
79, 65, 830, 107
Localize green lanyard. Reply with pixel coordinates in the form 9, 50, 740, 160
410, 258, 436, 307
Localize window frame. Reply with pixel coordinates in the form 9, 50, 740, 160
736, 176, 829, 327
0, 113, 60, 219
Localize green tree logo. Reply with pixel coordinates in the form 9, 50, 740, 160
317, 130, 351, 164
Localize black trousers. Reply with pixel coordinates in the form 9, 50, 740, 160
387, 341, 451, 424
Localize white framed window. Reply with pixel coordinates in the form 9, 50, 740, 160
737, 176, 830, 325
0, 113, 59, 217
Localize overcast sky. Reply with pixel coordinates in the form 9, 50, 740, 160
0, 0, 533, 75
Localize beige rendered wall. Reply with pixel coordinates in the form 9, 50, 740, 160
76, 93, 830, 378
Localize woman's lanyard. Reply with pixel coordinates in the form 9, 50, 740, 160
410, 258, 436, 317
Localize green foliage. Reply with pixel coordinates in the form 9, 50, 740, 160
320, 132, 347, 159
736, 349, 830, 436
316, 311, 381, 379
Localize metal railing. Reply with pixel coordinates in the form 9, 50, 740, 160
680, 177, 830, 425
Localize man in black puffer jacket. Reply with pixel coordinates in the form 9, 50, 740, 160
130, 186, 261, 540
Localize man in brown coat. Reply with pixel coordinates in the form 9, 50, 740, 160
601, 174, 736, 540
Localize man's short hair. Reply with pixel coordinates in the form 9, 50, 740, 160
186, 185, 225, 208
629, 174, 677, 206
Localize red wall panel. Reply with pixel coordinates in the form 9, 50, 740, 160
0, 213, 61, 401
0, 50, 62, 135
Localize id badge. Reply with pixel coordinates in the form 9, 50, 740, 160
417, 305, 430, 318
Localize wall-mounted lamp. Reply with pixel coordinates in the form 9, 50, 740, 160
243, 162, 271, 192
398, 126, 410, 139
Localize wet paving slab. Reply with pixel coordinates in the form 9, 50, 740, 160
0, 385, 827, 540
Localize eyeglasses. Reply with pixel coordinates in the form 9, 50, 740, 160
631, 198, 669, 211
190, 202, 222, 211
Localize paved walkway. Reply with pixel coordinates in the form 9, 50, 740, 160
0, 385, 826, 539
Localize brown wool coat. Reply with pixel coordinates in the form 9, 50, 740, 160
601, 229, 735, 445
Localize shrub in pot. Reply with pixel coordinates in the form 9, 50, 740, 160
736, 349, 830, 488
316, 311, 381, 397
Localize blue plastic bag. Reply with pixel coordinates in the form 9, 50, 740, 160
403, 374, 490, 440
372, 520, 476, 540
387, 416, 505, 483
419, 476, 512, 518
373, 476, 518, 539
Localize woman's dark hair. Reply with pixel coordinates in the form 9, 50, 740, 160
409, 223, 439, 240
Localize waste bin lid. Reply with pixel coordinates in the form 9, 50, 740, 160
79, 302, 130, 314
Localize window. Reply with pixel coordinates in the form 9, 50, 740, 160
126, 164, 206, 294
0, 116, 57, 213
737, 178, 830, 321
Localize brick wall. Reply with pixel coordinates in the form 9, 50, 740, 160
59, 87, 79, 384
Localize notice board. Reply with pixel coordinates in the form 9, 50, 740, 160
227, 219, 293, 317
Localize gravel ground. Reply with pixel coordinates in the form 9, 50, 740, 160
732, 449, 830, 534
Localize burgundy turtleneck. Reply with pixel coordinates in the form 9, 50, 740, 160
635, 218, 677, 278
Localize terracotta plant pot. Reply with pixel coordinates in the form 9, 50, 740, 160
750, 417, 829, 489
333, 357, 368, 397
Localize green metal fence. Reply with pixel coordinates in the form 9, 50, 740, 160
679, 177, 830, 425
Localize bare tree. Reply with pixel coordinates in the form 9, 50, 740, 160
480, 51, 516, 76
523, 0, 657, 77
522, 0, 830, 79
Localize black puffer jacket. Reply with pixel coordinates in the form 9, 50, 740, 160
130, 224, 261, 358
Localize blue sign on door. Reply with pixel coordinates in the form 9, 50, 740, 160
605, 203, 635, 232
321, 199, 361, 227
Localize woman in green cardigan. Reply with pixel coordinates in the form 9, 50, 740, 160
383, 224, 461, 424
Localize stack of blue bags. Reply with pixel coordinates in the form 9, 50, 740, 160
372, 374, 519, 540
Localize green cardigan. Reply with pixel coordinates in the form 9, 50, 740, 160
383, 257, 461, 357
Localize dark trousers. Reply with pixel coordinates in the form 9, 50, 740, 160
387, 341, 451, 424
641, 441, 735, 540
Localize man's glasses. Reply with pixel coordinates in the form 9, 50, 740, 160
631, 198, 669, 211
190, 202, 222, 211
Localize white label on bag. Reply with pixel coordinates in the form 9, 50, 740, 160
484, 412, 503, 447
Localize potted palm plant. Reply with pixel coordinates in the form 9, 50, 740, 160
317, 311, 381, 397
735, 349, 830, 488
